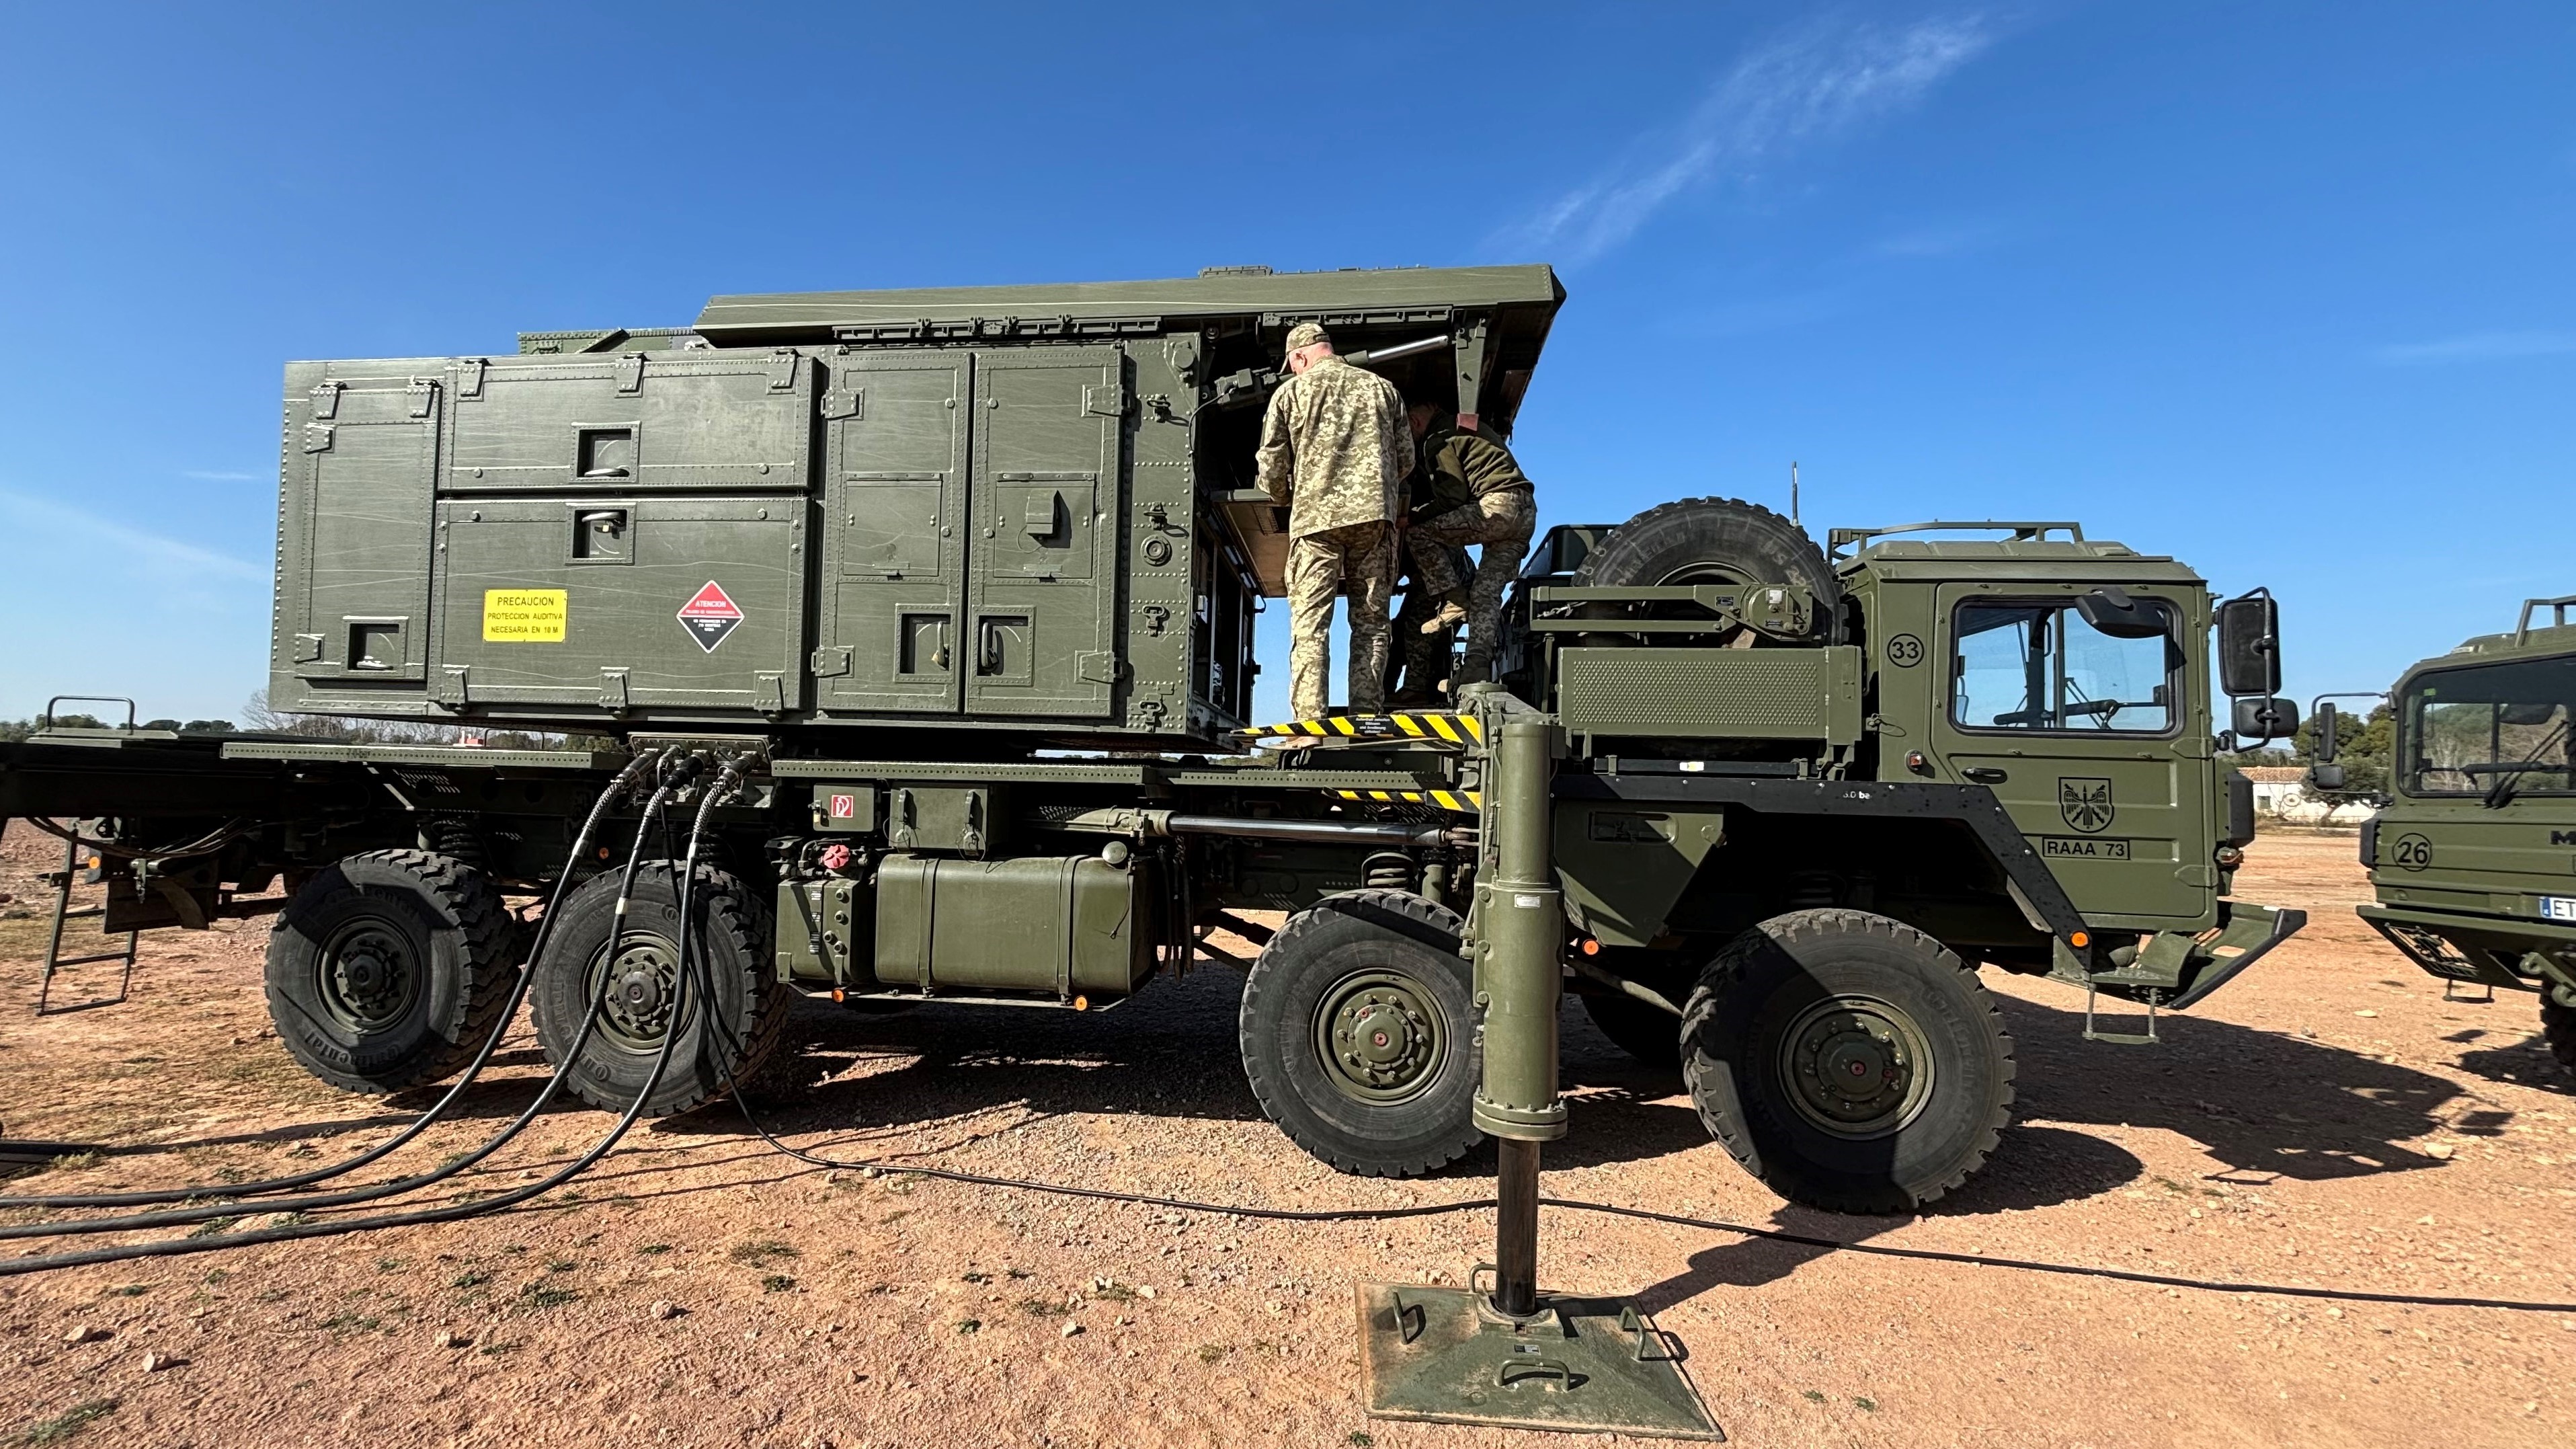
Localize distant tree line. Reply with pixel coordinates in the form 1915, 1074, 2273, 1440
3, 693, 609, 753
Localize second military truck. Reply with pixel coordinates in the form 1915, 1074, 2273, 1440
3, 264, 2306, 1213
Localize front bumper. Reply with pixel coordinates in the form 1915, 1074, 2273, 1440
2167, 900, 2307, 1011
2357, 901, 2576, 993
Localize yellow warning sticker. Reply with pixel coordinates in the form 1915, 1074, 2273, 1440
482, 588, 567, 643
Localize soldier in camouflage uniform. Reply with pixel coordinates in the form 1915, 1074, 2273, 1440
1402, 403, 1537, 687
1256, 323, 1414, 721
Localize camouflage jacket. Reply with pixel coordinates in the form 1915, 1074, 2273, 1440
1255, 356, 1414, 537
1416, 411, 1533, 515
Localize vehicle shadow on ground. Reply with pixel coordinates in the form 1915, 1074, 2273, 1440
1999, 993, 2476, 1186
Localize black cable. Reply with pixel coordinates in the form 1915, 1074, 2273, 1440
0, 749, 666, 1212
0, 781, 678, 1241
0, 773, 705, 1277
26, 816, 253, 862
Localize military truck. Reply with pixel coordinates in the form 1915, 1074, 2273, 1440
2321, 595, 2576, 1079
1, 264, 2309, 1214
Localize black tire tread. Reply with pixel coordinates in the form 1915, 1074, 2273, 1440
1238, 889, 1481, 1178
265, 848, 518, 1095
1572, 495, 1839, 634
534, 863, 787, 1119
2543, 993, 2576, 1079
1681, 908, 2015, 1214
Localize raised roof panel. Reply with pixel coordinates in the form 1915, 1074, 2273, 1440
692, 264, 1564, 344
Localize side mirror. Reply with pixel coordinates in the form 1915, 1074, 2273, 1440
2312, 701, 2340, 763
2216, 592, 2282, 697
2075, 586, 2169, 640
2233, 695, 2300, 741
2309, 762, 2347, 791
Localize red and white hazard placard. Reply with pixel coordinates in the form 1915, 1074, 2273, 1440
677, 581, 744, 653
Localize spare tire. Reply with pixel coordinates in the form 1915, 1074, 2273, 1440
1573, 497, 1838, 639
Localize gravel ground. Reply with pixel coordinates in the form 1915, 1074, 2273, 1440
0, 821, 2570, 1448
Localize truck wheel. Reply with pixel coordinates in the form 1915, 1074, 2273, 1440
1572, 496, 1839, 638
264, 849, 518, 1095
2544, 991, 2576, 1079
531, 863, 784, 1118
1239, 890, 1482, 1177
1681, 909, 2014, 1214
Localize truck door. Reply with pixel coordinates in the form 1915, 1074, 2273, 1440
815, 352, 972, 714
965, 346, 1123, 719
1930, 584, 2214, 924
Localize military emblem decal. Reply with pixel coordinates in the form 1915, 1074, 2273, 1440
2058, 777, 2116, 834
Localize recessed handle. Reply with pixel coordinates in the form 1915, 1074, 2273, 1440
1962, 767, 2009, 783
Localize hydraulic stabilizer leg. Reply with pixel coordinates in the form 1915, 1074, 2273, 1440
1356, 696, 1722, 1441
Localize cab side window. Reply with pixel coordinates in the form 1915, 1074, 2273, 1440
1951, 600, 2175, 734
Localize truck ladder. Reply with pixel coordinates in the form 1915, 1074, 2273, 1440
35, 830, 137, 1015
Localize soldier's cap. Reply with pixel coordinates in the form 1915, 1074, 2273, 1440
1282, 322, 1331, 358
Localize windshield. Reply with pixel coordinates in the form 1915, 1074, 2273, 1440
2402, 654, 2576, 797
1951, 599, 2178, 734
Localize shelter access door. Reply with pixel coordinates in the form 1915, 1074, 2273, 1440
964, 346, 1123, 719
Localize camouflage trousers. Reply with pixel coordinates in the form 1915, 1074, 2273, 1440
1284, 519, 1396, 721
1406, 488, 1535, 678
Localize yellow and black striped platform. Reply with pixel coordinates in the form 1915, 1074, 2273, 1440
1236, 711, 1484, 744
1328, 786, 1482, 813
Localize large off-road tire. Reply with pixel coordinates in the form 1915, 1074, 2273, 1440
1572, 496, 1839, 639
1239, 890, 1482, 1177
2544, 990, 2576, 1079
531, 863, 785, 1118
264, 849, 518, 1095
1681, 909, 2014, 1214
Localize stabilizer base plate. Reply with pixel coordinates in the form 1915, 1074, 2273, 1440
1357, 1282, 1723, 1441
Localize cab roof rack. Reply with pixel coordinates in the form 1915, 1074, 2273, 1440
1827, 520, 2085, 557
2513, 594, 2576, 644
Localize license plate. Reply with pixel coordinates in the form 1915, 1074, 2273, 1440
2542, 896, 2576, 923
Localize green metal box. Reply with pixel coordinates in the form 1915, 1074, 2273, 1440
1556, 646, 1865, 744
871, 853, 1152, 999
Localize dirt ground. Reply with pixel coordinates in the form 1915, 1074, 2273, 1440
1, 822, 2570, 1449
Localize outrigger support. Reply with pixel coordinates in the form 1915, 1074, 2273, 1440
1357, 692, 1724, 1441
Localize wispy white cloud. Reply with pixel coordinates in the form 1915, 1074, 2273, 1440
183, 469, 260, 481
0, 489, 268, 581
2370, 331, 2576, 366
1497, 14, 1999, 267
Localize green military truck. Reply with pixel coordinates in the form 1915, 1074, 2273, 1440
3, 264, 2308, 1214
2321, 596, 2576, 1078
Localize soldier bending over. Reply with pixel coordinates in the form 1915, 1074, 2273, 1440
1402, 403, 1536, 689
1255, 322, 1414, 721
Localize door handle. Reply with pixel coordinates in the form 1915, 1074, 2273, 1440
1961, 767, 2009, 784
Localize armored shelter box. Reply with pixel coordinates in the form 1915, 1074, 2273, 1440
271, 265, 1563, 745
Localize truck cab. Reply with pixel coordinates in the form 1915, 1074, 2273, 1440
2345, 596, 2576, 1076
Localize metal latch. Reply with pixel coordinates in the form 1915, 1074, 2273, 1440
809, 646, 853, 678
614, 353, 645, 395
301, 424, 335, 454
309, 380, 341, 419
455, 357, 486, 399
821, 382, 864, 420
406, 378, 438, 419
1081, 381, 1128, 418
766, 350, 799, 391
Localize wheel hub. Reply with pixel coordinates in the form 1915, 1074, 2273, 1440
592, 935, 685, 1052
1778, 996, 1935, 1139
1314, 972, 1444, 1103
319, 918, 420, 1033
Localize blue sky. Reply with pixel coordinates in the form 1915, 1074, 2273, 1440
0, 3, 2569, 727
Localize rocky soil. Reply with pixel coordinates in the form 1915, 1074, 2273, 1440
0, 822, 2569, 1448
